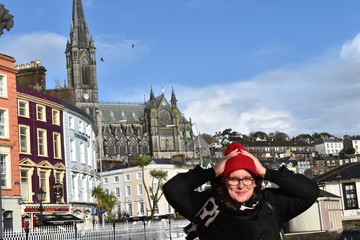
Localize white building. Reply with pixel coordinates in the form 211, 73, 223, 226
313, 138, 343, 156
62, 102, 99, 227
101, 160, 191, 219
315, 162, 360, 224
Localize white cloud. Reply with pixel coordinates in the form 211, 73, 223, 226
340, 33, 360, 61
0, 32, 67, 88
177, 33, 360, 137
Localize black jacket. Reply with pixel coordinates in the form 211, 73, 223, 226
163, 166, 319, 240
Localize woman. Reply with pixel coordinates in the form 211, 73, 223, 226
163, 142, 319, 240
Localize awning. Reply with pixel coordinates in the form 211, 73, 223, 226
41, 214, 84, 225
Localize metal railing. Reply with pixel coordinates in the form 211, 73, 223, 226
3, 220, 189, 240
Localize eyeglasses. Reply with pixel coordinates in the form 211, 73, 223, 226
226, 177, 254, 186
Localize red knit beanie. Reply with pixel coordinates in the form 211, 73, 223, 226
221, 142, 259, 182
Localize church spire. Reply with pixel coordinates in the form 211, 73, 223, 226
66, 0, 99, 123
71, 0, 91, 48
171, 86, 177, 107
150, 86, 155, 107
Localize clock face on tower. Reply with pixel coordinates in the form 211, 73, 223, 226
83, 93, 89, 100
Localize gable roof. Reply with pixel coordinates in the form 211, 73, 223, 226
99, 103, 145, 123
314, 162, 360, 182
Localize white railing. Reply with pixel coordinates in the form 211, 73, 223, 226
3, 219, 189, 240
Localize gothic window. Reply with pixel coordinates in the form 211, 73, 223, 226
185, 129, 191, 138
107, 140, 116, 155
81, 57, 91, 85
167, 139, 174, 151
160, 140, 166, 151
119, 140, 127, 155
179, 127, 184, 137
157, 110, 171, 126
142, 142, 149, 154
130, 141, 138, 154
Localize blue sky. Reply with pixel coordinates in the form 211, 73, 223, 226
2, 0, 360, 137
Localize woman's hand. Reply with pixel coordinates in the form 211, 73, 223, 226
241, 151, 267, 177
214, 149, 239, 177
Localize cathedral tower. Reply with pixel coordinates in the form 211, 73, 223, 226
65, 0, 99, 123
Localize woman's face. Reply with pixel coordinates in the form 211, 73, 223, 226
226, 169, 256, 203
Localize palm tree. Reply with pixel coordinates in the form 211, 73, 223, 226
137, 155, 168, 220
91, 185, 119, 222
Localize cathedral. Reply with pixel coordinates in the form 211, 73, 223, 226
57, 0, 197, 170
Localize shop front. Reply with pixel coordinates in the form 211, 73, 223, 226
22, 204, 82, 228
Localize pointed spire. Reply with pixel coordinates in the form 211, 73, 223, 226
171, 86, 177, 107
150, 86, 155, 101
150, 86, 155, 107
71, 0, 91, 48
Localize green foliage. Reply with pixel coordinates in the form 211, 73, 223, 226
312, 132, 334, 139
250, 131, 268, 141
295, 134, 312, 141
137, 155, 151, 167
91, 185, 119, 222
340, 147, 356, 155
137, 155, 168, 220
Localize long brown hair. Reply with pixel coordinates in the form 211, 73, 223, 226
211, 170, 262, 213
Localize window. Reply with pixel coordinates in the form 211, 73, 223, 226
115, 187, 120, 197
69, 116, 74, 129
114, 176, 119, 183
72, 174, 79, 201
21, 169, 32, 201
36, 105, 46, 121
138, 202, 145, 215
0, 147, 11, 188
0, 109, 9, 139
38, 170, 50, 202
137, 184, 143, 195
53, 132, 62, 159
19, 125, 31, 154
126, 203, 132, 216
120, 141, 127, 154
103, 178, 108, 184
52, 109, 60, 125
37, 129, 48, 156
136, 172, 142, 180
125, 174, 130, 181
18, 100, 29, 117
0, 75, 7, 98
79, 120, 84, 132
55, 172, 63, 184
126, 186, 131, 197
80, 142, 85, 164
343, 182, 358, 209
70, 139, 76, 162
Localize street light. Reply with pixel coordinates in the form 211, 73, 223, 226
192, 123, 203, 167
36, 187, 46, 226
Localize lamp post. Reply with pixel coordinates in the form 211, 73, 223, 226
192, 123, 203, 167
36, 187, 46, 226
23, 215, 30, 240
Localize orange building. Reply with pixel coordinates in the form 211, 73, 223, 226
0, 53, 21, 229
